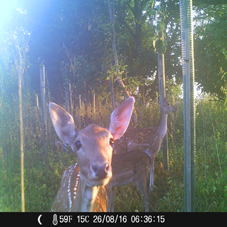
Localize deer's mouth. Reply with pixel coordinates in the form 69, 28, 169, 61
80, 165, 112, 187
92, 176, 111, 187
82, 175, 112, 187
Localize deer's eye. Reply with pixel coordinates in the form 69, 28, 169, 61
109, 138, 114, 147
75, 140, 82, 150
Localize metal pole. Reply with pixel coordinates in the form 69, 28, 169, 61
40, 65, 47, 136
179, 0, 196, 212
40, 65, 50, 209
185, 27, 192, 211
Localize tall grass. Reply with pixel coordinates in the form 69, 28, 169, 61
0, 92, 226, 211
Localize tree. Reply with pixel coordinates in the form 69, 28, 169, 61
194, 3, 227, 100
3, 0, 226, 103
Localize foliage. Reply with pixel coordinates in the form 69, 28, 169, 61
194, 4, 227, 101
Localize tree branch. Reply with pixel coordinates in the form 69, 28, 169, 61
126, 2, 135, 17
122, 19, 136, 41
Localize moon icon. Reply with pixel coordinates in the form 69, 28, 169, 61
38, 215, 42, 225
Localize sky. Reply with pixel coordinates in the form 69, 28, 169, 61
0, 0, 18, 29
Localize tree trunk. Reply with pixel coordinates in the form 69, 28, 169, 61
158, 52, 168, 171
134, 0, 142, 54
17, 41, 25, 212
108, 0, 116, 110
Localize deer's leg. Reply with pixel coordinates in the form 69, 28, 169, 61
134, 171, 150, 212
144, 189, 150, 212
149, 155, 155, 191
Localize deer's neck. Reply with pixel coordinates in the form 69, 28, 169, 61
73, 179, 99, 212
157, 110, 168, 140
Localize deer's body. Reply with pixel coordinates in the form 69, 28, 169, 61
106, 151, 151, 212
49, 97, 134, 212
114, 127, 163, 155
51, 163, 80, 212
51, 163, 109, 212
114, 97, 177, 191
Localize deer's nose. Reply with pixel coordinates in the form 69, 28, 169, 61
92, 163, 110, 179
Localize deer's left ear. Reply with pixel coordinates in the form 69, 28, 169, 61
108, 97, 135, 140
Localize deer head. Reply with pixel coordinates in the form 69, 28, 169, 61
161, 97, 178, 114
49, 97, 135, 192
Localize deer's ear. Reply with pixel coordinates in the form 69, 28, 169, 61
108, 97, 135, 140
162, 97, 167, 104
49, 102, 77, 145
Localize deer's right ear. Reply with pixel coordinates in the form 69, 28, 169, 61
49, 102, 77, 145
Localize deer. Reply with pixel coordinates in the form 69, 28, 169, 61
106, 151, 151, 212
114, 97, 177, 191
50, 162, 109, 212
49, 96, 135, 212
51, 150, 151, 212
